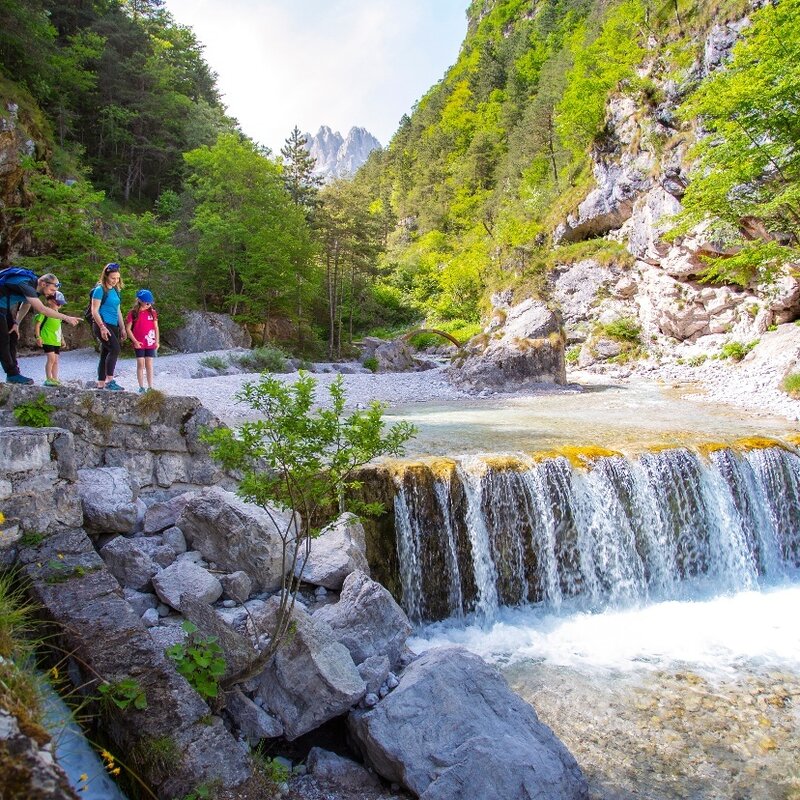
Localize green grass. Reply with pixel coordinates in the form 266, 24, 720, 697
781, 372, 800, 398
719, 340, 758, 361
600, 317, 641, 344
231, 345, 287, 373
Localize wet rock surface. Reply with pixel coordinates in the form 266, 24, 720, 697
505, 662, 800, 800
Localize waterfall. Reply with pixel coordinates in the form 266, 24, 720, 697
390, 443, 800, 622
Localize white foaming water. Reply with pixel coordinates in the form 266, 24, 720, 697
410, 582, 800, 676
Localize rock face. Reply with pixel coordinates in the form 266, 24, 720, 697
450, 295, 566, 390
0, 385, 229, 493
165, 310, 251, 353
7, 430, 255, 798
304, 125, 381, 181
0, 709, 80, 800
313, 570, 411, 668
255, 597, 366, 740
177, 486, 291, 592
348, 647, 588, 800
295, 513, 370, 590
77, 467, 139, 533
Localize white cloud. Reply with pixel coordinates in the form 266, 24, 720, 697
165, 0, 466, 151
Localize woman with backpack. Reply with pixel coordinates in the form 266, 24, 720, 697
0, 267, 81, 384
90, 263, 127, 391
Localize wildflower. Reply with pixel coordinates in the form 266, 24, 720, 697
50, 665, 59, 681
0, 512, 5, 523
57, 553, 64, 560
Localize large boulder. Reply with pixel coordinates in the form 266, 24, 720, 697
348, 647, 588, 800
295, 513, 370, 590
313, 570, 411, 668
177, 487, 293, 592
164, 311, 251, 353
76, 467, 138, 533
99, 535, 160, 591
255, 597, 366, 740
151, 560, 222, 611
450, 296, 566, 390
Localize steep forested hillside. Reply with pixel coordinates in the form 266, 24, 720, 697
1, 0, 797, 356
349, 0, 799, 340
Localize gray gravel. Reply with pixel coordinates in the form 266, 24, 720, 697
16, 348, 470, 423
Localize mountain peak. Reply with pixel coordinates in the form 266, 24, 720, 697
303, 126, 381, 181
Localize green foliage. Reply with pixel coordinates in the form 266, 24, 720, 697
231, 346, 288, 374
719, 340, 757, 361
781, 372, 800, 398
687, 354, 707, 367
201, 374, 415, 685
18, 532, 45, 548
98, 677, 148, 711
600, 317, 641, 344
673, 0, 800, 285
0, 572, 46, 743
136, 388, 166, 414
12, 393, 55, 428
165, 621, 226, 700
566, 346, 580, 364
363, 356, 379, 373
184, 133, 317, 334
199, 354, 228, 371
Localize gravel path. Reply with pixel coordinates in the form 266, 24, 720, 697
16, 348, 470, 423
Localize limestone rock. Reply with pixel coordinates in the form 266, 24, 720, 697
226, 688, 283, 742
295, 513, 370, 590
0, 709, 80, 800
143, 492, 194, 533
255, 597, 366, 740
77, 467, 138, 533
450, 297, 566, 390
220, 570, 253, 603
348, 647, 587, 800
100, 536, 160, 591
312, 570, 411, 668
177, 487, 292, 592
357, 655, 391, 696
152, 560, 222, 611
165, 312, 251, 353
306, 747, 382, 791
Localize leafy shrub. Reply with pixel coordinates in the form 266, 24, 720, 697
719, 340, 758, 361
12, 393, 55, 427
232, 346, 287, 373
363, 356, 378, 373
98, 677, 148, 711
781, 372, 800, 398
600, 317, 641, 344
199, 354, 228, 371
165, 621, 226, 699
566, 346, 580, 364
687, 354, 708, 367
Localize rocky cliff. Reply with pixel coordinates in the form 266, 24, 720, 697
304, 125, 381, 181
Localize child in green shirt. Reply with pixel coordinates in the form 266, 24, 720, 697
34, 291, 67, 386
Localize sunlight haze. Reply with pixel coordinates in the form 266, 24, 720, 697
165, 0, 468, 152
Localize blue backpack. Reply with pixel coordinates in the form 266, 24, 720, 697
0, 267, 39, 292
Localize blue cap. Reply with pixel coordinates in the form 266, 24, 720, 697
105, 262, 120, 273
136, 289, 154, 304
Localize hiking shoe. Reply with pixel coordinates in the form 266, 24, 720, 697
138, 387, 147, 394
7, 374, 34, 385
105, 380, 124, 391
44, 379, 60, 387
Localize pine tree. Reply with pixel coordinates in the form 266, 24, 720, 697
280, 126, 323, 216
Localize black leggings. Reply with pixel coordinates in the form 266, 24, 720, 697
0, 310, 20, 377
96, 323, 121, 381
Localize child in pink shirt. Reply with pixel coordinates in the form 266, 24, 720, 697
125, 289, 160, 393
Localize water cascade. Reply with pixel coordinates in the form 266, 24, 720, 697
382, 441, 800, 622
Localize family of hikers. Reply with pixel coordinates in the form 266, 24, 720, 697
0, 263, 159, 391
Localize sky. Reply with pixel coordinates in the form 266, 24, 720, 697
164, 0, 469, 153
